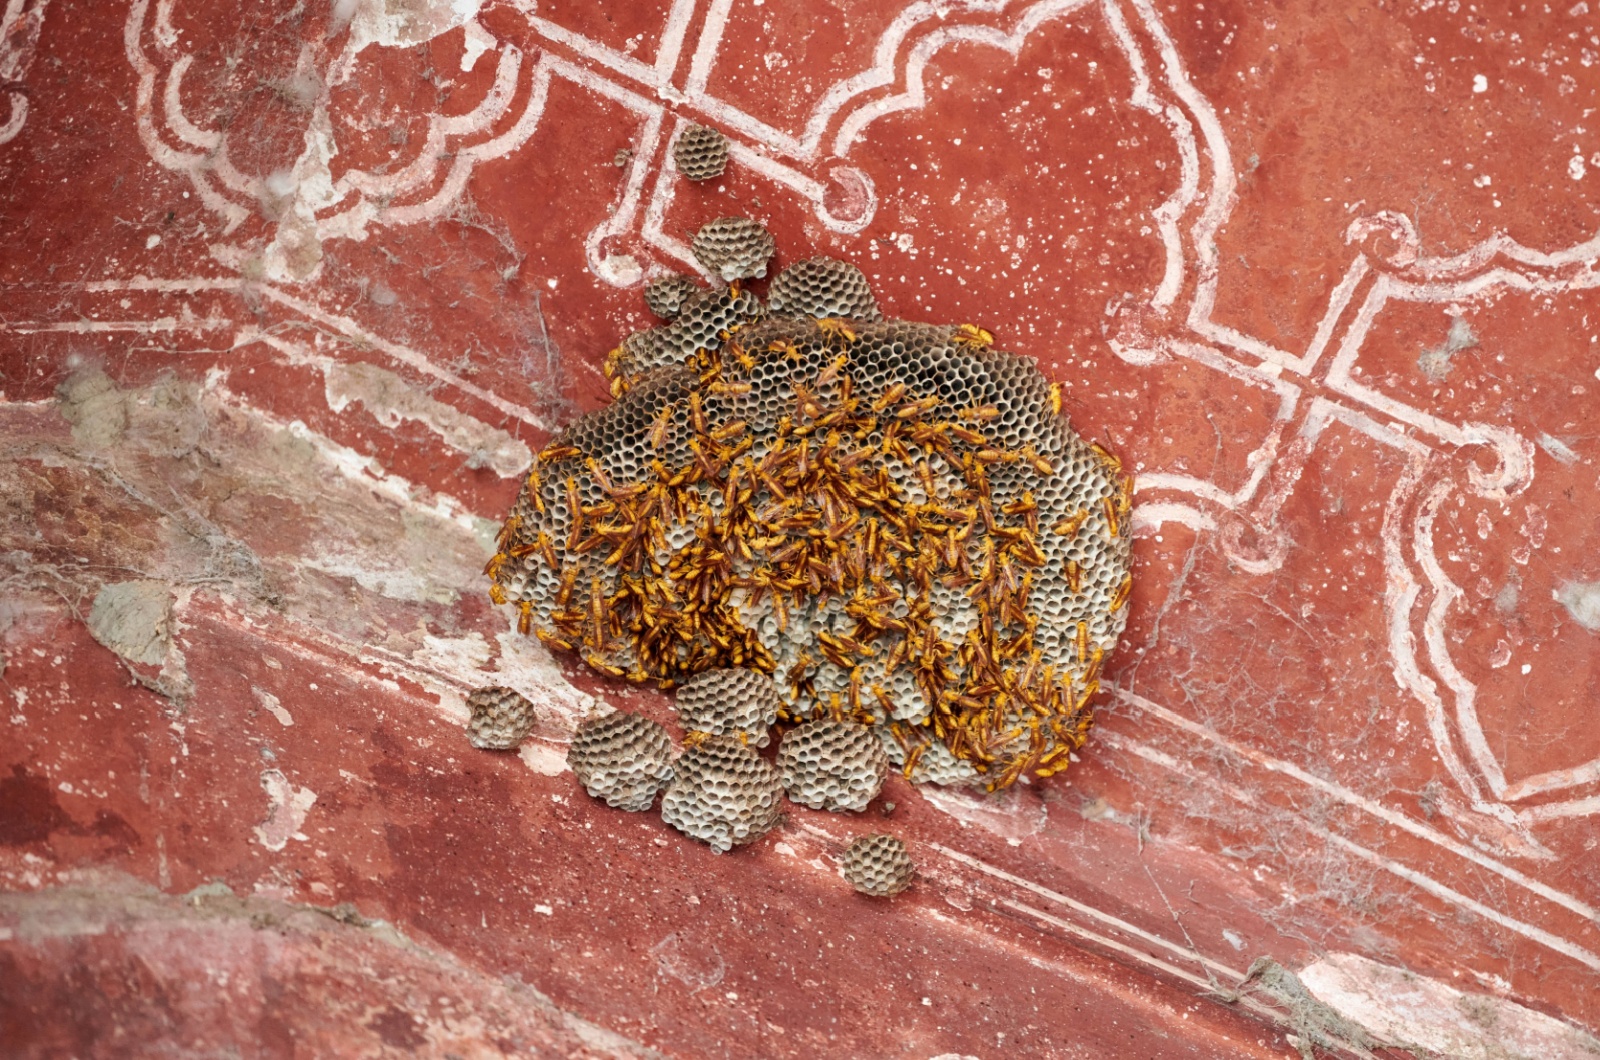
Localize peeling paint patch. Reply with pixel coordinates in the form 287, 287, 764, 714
345, 0, 487, 54
253, 686, 294, 727
272, 412, 495, 539
594, 253, 643, 287
1537, 432, 1581, 465
1417, 314, 1478, 381
24, 368, 590, 753
302, 534, 462, 605
414, 632, 494, 683
386, 628, 597, 735
257, 108, 336, 282
1556, 580, 1600, 631
1300, 952, 1600, 1060
41, 369, 493, 623
57, 368, 207, 459
255, 770, 317, 852
518, 741, 567, 776
322, 360, 531, 477
491, 632, 599, 731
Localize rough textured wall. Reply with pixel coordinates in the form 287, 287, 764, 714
2, 0, 1598, 1057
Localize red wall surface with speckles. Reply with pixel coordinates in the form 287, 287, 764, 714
2, 1, 1598, 1057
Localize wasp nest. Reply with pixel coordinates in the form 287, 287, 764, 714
777, 720, 887, 812
842, 834, 914, 897
673, 124, 729, 182
465, 686, 538, 750
606, 285, 766, 385
488, 235, 1132, 792
691, 217, 776, 282
567, 710, 676, 811
675, 666, 783, 747
644, 274, 702, 320
659, 735, 784, 853
766, 256, 882, 323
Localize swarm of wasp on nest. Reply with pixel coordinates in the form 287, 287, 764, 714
486, 217, 1132, 792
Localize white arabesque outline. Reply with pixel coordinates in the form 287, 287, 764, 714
0, 0, 52, 146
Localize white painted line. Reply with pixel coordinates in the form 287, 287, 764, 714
1102, 702, 1600, 933
257, 286, 548, 430
927, 841, 1246, 983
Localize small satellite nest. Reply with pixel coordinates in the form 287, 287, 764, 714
465, 686, 537, 750
660, 735, 784, 853
841, 834, 914, 896
673, 124, 729, 182
777, 720, 887, 812
567, 710, 676, 811
643, 274, 701, 320
691, 216, 776, 281
488, 217, 1133, 791
768, 256, 882, 322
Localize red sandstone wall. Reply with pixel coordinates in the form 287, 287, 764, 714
2, 1, 1598, 1057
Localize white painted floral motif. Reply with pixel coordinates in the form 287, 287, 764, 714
0, 0, 50, 146
125, 0, 534, 282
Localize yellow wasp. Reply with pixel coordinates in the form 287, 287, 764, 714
817, 318, 857, 346
952, 323, 993, 349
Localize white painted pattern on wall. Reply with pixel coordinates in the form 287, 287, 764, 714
4, 0, 1597, 991
0, 0, 50, 145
